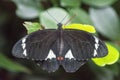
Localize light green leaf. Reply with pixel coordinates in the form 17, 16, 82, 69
40, 7, 70, 29
70, 8, 93, 25
12, 0, 41, 19
89, 7, 120, 40
82, 0, 117, 7
60, 0, 81, 7
92, 43, 119, 66
23, 22, 41, 34
0, 53, 30, 73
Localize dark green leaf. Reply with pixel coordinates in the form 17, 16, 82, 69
0, 12, 9, 26
96, 68, 114, 80
0, 53, 30, 73
40, 7, 70, 29
60, 0, 81, 7
70, 8, 93, 25
50, 0, 59, 6
89, 7, 120, 40
82, 0, 118, 7
0, 35, 5, 51
89, 62, 114, 80
106, 64, 119, 76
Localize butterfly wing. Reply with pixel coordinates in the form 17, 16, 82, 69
35, 59, 59, 72
59, 29, 108, 72
61, 59, 87, 72
63, 29, 108, 60
12, 29, 61, 72
12, 30, 57, 60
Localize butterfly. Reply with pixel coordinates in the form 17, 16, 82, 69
12, 23, 108, 73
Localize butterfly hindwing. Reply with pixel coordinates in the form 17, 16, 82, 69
61, 58, 87, 72
35, 59, 59, 72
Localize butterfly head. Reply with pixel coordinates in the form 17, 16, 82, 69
57, 23, 63, 30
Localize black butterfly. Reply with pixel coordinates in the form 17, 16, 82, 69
12, 23, 108, 73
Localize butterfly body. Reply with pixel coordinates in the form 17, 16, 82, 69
12, 23, 108, 72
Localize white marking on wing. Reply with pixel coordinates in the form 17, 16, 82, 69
93, 36, 100, 57
95, 43, 99, 49
94, 36, 99, 44
21, 43, 26, 49
21, 36, 27, 49
45, 49, 56, 60
23, 49, 27, 56
21, 36, 28, 56
93, 49, 97, 56
22, 37, 26, 43
65, 49, 75, 59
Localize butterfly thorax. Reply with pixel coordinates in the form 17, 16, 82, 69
56, 23, 64, 60
57, 23, 63, 30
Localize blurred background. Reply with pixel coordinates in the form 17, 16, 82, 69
0, 0, 120, 80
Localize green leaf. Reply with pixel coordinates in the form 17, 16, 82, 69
106, 64, 119, 76
23, 22, 41, 34
12, 0, 41, 19
50, 0, 59, 6
96, 68, 114, 80
92, 43, 119, 66
89, 7, 120, 40
82, 0, 117, 7
40, 7, 70, 29
63, 23, 96, 33
70, 8, 93, 25
60, 0, 81, 7
0, 53, 30, 73
0, 12, 9, 26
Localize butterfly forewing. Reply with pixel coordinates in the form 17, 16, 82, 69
63, 29, 108, 60
12, 36, 28, 58
12, 30, 57, 60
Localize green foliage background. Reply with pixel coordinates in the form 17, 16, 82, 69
0, 0, 120, 80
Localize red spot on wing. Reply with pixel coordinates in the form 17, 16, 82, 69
57, 57, 64, 61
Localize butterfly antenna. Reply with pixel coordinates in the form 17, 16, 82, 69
64, 14, 76, 25
46, 10, 59, 23
41, 25, 45, 30
60, 14, 68, 23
